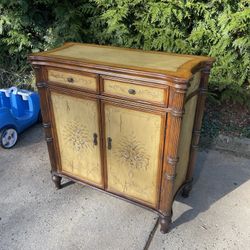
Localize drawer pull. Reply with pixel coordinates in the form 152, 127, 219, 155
67, 77, 74, 83
107, 137, 112, 150
128, 89, 136, 95
93, 133, 98, 146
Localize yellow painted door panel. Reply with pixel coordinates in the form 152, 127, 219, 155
50, 91, 102, 187
105, 104, 163, 207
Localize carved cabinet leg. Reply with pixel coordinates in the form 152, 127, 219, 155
52, 174, 62, 189
181, 178, 193, 198
159, 213, 172, 234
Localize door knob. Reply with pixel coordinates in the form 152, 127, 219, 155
93, 133, 98, 145
67, 77, 74, 83
128, 89, 136, 95
107, 137, 112, 150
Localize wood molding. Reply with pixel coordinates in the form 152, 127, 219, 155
185, 62, 213, 183
159, 86, 186, 216
34, 66, 58, 173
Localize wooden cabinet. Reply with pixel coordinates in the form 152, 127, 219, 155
29, 43, 214, 233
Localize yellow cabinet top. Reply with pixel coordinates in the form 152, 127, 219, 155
30, 43, 214, 80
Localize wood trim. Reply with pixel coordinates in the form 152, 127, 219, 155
33, 61, 172, 86
61, 170, 104, 189
55, 171, 166, 216
44, 71, 64, 174
107, 187, 156, 209
34, 66, 58, 174
29, 42, 215, 80
184, 88, 200, 104
101, 98, 167, 116
48, 82, 166, 109
34, 42, 211, 60
29, 58, 188, 82
100, 95, 169, 113
159, 85, 187, 216
46, 88, 62, 173
157, 113, 167, 209
185, 62, 213, 182
46, 83, 170, 113
100, 101, 108, 190
100, 74, 170, 89
98, 98, 105, 188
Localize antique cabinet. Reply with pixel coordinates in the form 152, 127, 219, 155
29, 43, 214, 233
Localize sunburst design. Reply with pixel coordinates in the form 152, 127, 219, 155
115, 134, 149, 170
62, 121, 90, 152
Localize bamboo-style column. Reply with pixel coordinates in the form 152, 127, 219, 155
182, 62, 213, 197
159, 82, 187, 233
33, 65, 62, 189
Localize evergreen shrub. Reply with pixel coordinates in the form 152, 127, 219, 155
0, 0, 249, 105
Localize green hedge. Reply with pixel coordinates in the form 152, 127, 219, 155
0, 0, 249, 105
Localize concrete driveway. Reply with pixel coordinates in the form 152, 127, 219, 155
0, 125, 250, 250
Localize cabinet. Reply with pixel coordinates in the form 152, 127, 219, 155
29, 43, 214, 233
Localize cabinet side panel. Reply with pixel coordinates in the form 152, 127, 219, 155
50, 91, 103, 186
105, 105, 163, 207
174, 72, 201, 194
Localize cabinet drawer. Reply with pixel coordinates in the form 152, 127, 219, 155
48, 69, 97, 91
103, 77, 166, 105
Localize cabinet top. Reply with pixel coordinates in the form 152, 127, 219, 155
29, 43, 214, 81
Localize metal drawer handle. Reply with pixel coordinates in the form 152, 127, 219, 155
67, 77, 74, 83
128, 89, 136, 95
93, 133, 98, 146
107, 137, 112, 150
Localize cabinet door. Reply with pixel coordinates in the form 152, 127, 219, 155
104, 103, 164, 208
49, 90, 103, 187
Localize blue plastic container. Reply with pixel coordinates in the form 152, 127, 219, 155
0, 87, 40, 148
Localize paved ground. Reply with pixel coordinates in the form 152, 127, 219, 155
0, 124, 250, 250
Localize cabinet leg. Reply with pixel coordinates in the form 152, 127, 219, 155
159, 213, 172, 234
52, 174, 62, 189
181, 179, 193, 198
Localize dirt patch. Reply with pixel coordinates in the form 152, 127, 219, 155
200, 100, 250, 157
201, 100, 250, 139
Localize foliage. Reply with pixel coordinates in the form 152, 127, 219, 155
93, 0, 250, 105
0, 0, 249, 105
0, 0, 101, 88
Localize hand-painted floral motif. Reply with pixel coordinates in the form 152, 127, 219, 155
115, 134, 149, 171
63, 121, 90, 152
